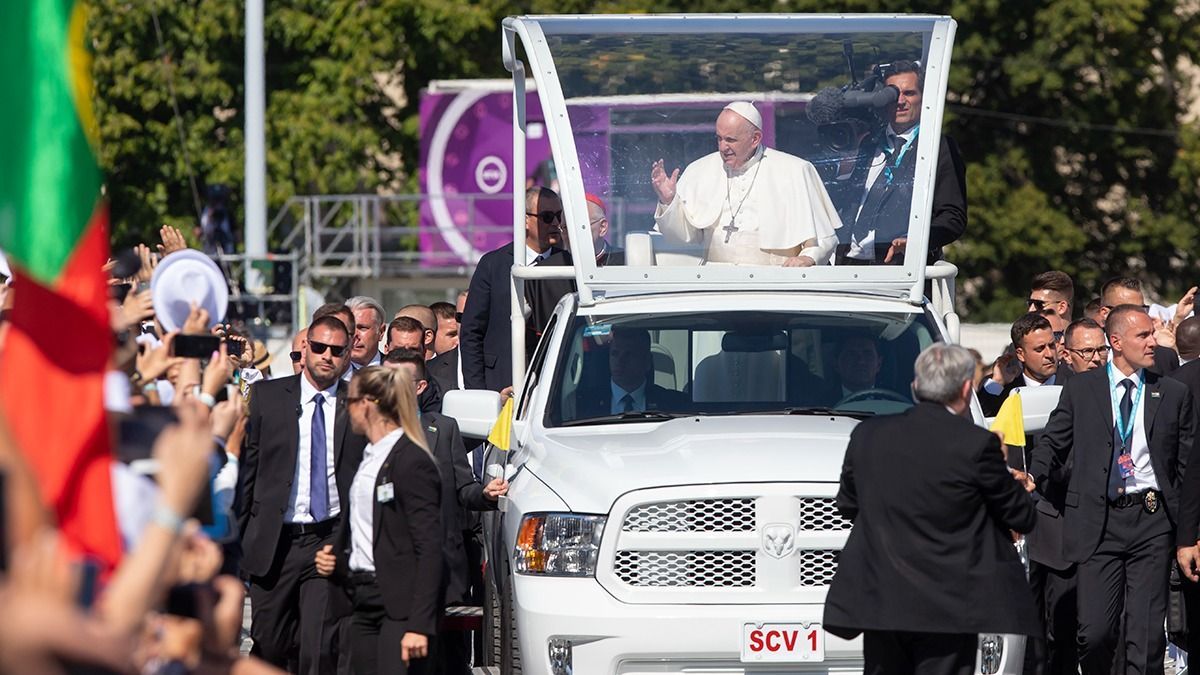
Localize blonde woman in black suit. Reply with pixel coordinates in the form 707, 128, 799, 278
315, 366, 442, 674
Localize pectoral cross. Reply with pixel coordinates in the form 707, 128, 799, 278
722, 218, 739, 244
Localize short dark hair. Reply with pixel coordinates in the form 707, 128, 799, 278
1100, 277, 1141, 305
1064, 317, 1103, 346
1105, 304, 1148, 339
383, 347, 427, 380
313, 302, 354, 333
387, 316, 425, 336
1084, 297, 1103, 316
1176, 316, 1200, 358
1031, 271, 1074, 299
308, 314, 351, 341
885, 59, 924, 90
1010, 312, 1053, 348
430, 301, 456, 322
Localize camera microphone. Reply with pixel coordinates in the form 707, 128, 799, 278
807, 87, 846, 126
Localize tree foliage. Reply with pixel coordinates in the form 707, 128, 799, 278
90, 0, 1200, 318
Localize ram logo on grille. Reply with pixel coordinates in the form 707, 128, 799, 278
761, 523, 796, 559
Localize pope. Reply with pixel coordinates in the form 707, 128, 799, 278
650, 101, 842, 266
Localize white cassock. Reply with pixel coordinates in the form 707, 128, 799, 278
654, 146, 842, 265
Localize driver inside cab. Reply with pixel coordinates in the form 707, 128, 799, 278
815, 333, 885, 404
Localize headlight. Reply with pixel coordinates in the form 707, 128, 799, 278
514, 513, 606, 576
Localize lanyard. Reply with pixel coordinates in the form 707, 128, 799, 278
1107, 363, 1144, 448
883, 124, 920, 186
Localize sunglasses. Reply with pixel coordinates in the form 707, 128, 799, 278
526, 210, 563, 224
289, 350, 303, 363
1027, 298, 1049, 311
308, 340, 348, 357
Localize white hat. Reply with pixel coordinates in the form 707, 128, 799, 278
151, 249, 228, 332
723, 101, 762, 130
0, 247, 12, 285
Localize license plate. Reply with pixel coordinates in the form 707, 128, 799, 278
740, 623, 825, 663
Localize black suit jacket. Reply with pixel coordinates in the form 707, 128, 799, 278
1167, 360, 1200, 546
331, 434, 444, 635
421, 412, 494, 605
823, 403, 1039, 638
237, 375, 367, 578
575, 380, 688, 419
1030, 366, 1195, 561
835, 133, 967, 264
460, 243, 575, 391
427, 348, 459, 395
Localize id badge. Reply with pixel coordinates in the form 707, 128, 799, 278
376, 482, 395, 503
1117, 452, 1136, 479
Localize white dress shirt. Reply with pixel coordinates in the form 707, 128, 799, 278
1110, 367, 1158, 493
343, 351, 382, 381
348, 428, 403, 572
285, 376, 341, 523
981, 370, 1054, 396
846, 125, 919, 261
610, 380, 647, 414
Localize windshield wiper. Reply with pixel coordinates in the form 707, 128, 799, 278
561, 411, 682, 426
731, 406, 875, 419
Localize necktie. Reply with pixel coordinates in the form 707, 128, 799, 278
310, 393, 330, 521
1107, 379, 1135, 499
620, 393, 635, 413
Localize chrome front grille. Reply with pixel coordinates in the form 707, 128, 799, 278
799, 549, 840, 586
603, 486, 853, 604
622, 498, 755, 533
614, 550, 756, 587
797, 497, 852, 531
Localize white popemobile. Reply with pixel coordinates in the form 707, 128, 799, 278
443, 14, 1058, 675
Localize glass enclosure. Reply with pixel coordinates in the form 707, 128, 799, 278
546, 309, 940, 426
516, 16, 952, 280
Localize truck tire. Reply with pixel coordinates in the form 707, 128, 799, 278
500, 565, 522, 675
483, 568, 500, 667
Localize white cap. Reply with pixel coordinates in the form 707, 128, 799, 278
150, 250, 228, 332
722, 101, 762, 130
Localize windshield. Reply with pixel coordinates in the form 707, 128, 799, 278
532, 23, 943, 271
546, 308, 939, 426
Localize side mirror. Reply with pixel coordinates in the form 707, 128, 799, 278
1012, 385, 1063, 433
442, 389, 503, 439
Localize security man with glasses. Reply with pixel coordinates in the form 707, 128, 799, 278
237, 314, 369, 673
460, 185, 575, 393
1031, 305, 1196, 675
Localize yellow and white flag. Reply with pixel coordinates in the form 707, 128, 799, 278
487, 397, 514, 451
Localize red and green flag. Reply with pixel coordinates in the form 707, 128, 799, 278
0, 0, 121, 569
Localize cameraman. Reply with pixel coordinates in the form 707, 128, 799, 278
834, 60, 967, 266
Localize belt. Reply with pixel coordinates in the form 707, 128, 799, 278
1108, 488, 1162, 511
282, 518, 337, 537
350, 571, 377, 586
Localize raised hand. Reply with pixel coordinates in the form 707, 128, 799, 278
1172, 286, 1197, 328
133, 244, 158, 284
157, 224, 189, 256
137, 332, 184, 382
182, 304, 211, 334
650, 159, 680, 206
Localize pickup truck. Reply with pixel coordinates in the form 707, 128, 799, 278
444, 14, 1043, 675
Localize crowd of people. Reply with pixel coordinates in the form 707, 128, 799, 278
0, 223, 509, 674
827, 269, 1200, 675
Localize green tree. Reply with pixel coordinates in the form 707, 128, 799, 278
91, 1, 1200, 321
